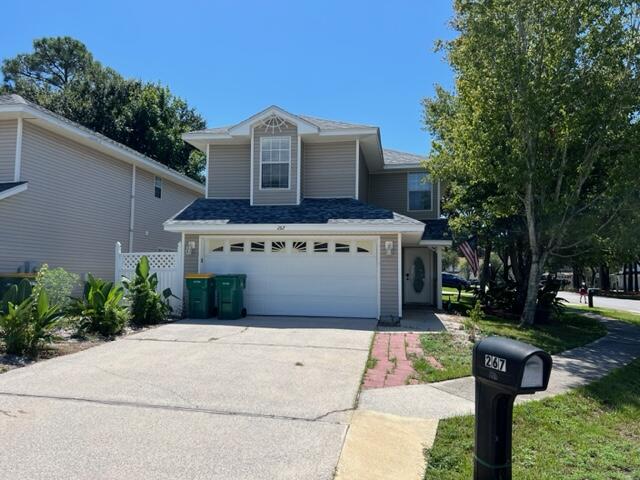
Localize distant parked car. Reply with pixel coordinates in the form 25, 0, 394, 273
442, 273, 471, 290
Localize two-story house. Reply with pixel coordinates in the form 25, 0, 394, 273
0, 94, 204, 283
165, 106, 451, 320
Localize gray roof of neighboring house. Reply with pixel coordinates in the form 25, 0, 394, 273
0, 94, 203, 191
171, 198, 421, 225
383, 148, 426, 166
0, 181, 27, 194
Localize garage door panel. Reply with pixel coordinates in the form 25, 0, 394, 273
202, 237, 378, 318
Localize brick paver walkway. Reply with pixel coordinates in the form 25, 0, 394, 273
363, 332, 423, 389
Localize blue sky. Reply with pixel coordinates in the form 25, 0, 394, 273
0, 0, 455, 155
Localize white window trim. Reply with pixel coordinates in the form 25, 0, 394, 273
406, 172, 433, 212
259, 136, 292, 191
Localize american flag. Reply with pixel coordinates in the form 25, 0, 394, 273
458, 237, 479, 276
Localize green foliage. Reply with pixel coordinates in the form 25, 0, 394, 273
69, 275, 128, 337
425, 359, 640, 479
464, 301, 485, 341
0, 289, 62, 357
35, 264, 79, 310
123, 256, 174, 327
424, 0, 640, 325
1, 37, 206, 181
0, 278, 33, 314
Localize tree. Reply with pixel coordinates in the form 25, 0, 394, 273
2, 37, 206, 182
424, 0, 639, 325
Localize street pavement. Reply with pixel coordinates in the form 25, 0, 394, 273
558, 290, 640, 313
0, 316, 375, 480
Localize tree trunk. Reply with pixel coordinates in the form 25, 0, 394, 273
520, 252, 541, 326
479, 241, 492, 296
635, 262, 639, 292
572, 265, 581, 290
623, 264, 628, 292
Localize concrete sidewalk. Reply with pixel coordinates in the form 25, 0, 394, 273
358, 316, 640, 419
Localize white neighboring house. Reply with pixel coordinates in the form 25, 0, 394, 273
0, 94, 204, 283
165, 106, 452, 320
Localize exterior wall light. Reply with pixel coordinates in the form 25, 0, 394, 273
384, 240, 394, 255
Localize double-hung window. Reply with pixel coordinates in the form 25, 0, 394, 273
260, 136, 290, 189
407, 172, 432, 211
154, 176, 163, 199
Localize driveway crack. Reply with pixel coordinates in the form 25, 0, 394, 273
92, 365, 197, 408
0, 392, 350, 425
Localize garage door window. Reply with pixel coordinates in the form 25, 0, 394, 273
271, 241, 287, 253
291, 241, 307, 253
230, 241, 246, 253
313, 242, 329, 253
335, 242, 350, 253
208, 239, 225, 253
355, 240, 373, 254
251, 242, 265, 252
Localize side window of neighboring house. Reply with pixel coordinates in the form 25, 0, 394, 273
260, 136, 290, 189
154, 176, 162, 199
407, 172, 432, 211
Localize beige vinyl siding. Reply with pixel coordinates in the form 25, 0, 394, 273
133, 168, 196, 252
379, 234, 400, 318
0, 122, 131, 280
303, 141, 356, 198
0, 120, 200, 282
252, 122, 298, 205
368, 171, 439, 220
208, 143, 251, 198
0, 120, 17, 182
358, 147, 369, 202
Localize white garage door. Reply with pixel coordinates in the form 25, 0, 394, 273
201, 237, 378, 318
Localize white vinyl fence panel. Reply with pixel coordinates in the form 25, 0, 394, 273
115, 242, 183, 315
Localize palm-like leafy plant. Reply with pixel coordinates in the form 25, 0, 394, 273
69, 274, 129, 336
123, 256, 174, 327
0, 287, 62, 357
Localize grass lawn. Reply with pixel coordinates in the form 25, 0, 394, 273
566, 305, 640, 327
412, 292, 608, 383
424, 358, 640, 479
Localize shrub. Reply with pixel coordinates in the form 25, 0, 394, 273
463, 300, 485, 342
36, 265, 79, 310
0, 286, 62, 357
123, 256, 174, 327
69, 275, 129, 337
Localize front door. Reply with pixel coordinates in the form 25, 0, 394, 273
403, 248, 433, 304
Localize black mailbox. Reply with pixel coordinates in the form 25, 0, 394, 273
472, 336, 552, 480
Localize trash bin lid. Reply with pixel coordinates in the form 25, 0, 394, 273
185, 273, 215, 279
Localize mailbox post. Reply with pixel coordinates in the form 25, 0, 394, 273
472, 337, 552, 480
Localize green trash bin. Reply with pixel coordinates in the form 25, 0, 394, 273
185, 273, 215, 318
215, 274, 247, 320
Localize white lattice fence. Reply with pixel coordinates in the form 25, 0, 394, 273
115, 242, 183, 314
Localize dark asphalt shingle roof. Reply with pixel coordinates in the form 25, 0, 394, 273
173, 198, 406, 224
0, 181, 27, 194
421, 219, 451, 241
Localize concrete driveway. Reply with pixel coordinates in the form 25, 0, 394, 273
0, 316, 375, 480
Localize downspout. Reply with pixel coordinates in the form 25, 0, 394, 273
14, 117, 23, 182
129, 164, 136, 252
355, 139, 360, 200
